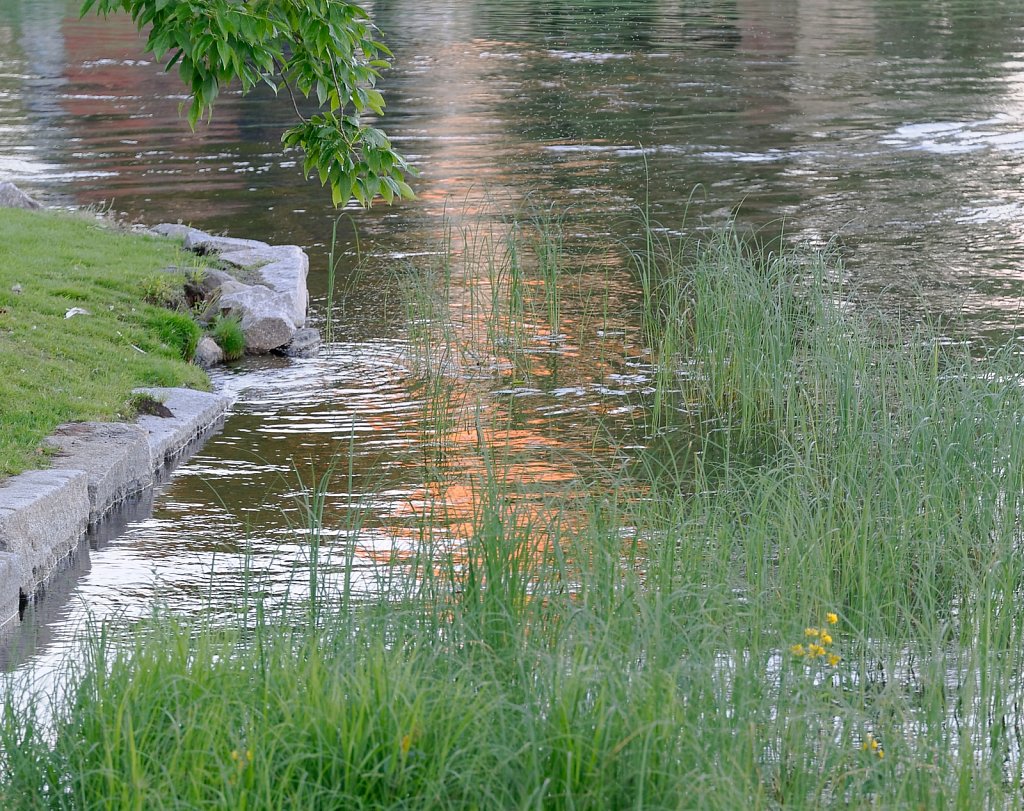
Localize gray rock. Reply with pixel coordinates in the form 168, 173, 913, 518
148, 223, 195, 240
216, 284, 298, 353
44, 423, 153, 524
279, 327, 321, 358
0, 182, 42, 210
193, 336, 224, 368
197, 267, 237, 297
185, 230, 270, 255
220, 245, 309, 328
204, 272, 250, 301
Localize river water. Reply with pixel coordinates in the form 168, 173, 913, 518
3, 0, 1024, 673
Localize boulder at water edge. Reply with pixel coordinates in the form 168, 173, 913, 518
0, 181, 42, 210
152, 224, 312, 356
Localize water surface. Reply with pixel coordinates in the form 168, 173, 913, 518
3, 0, 1024, 673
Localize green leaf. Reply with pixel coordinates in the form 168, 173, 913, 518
81, 0, 415, 209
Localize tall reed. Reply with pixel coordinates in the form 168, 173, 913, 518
6, 220, 1024, 809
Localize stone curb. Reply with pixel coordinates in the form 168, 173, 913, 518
0, 387, 232, 629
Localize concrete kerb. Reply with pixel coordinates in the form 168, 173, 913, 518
135, 387, 232, 469
0, 387, 232, 629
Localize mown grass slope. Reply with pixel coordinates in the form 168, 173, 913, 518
0, 209, 209, 477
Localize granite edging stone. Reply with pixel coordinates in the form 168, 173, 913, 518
0, 387, 232, 629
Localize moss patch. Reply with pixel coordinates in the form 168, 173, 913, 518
0, 209, 210, 477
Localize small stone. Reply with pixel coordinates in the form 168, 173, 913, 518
279, 327, 321, 358
0, 182, 42, 210
193, 336, 225, 369
11, 284, 22, 294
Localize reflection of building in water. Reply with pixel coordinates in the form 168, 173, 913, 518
0, 0, 69, 185
15, 0, 67, 116
373, 0, 520, 222
59, 10, 251, 214
737, 0, 877, 124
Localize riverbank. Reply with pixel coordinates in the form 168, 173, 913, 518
0, 207, 242, 626
0, 208, 211, 478
0, 204, 322, 628
5, 224, 1024, 809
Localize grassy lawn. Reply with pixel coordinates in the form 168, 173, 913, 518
0, 208, 209, 478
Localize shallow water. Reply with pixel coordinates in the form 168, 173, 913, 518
3, 0, 1024, 674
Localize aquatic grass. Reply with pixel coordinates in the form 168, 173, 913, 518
9, 219, 1024, 807
530, 206, 565, 339
399, 206, 584, 384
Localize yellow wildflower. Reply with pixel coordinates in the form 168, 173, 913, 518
401, 733, 414, 755
804, 627, 820, 637
246, 750, 254, 763
230, 750, 239, 761
807, 643, 826, 657
861, 733, 884, 758
828, 654, 841, 666
790, 643, 806, 657
820, 632, 833, 646
826, 612, 838, 625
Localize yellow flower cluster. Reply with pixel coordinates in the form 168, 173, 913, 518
862, 732, 884, 759
227, 748, 254, 787
791, 612, 841, 666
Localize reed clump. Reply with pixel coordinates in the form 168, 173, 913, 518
6, 221, 1024, 809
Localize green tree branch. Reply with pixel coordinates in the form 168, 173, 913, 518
80, 0, 414, 208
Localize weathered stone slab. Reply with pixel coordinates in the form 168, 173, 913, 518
185, 230, 270, 255
0, 181, 42, 210
149, 224, 269, 254
44, 423, 153, 524
148, 223, 195, 240
0, 469, 89, 598
134, 387, 233, 469
0, 385, 234, 628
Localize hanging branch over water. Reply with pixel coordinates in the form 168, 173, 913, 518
80, 0, 415, 207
